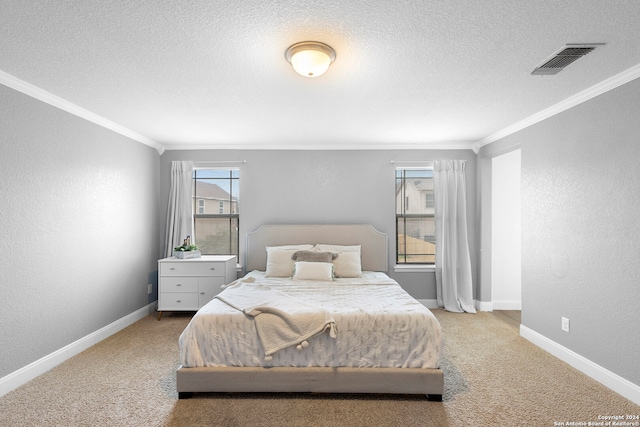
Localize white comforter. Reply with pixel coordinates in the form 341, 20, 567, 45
179, 271, 443, 369
215, 277, 337, 357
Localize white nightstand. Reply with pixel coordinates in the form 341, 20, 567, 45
157, 255, 236, 320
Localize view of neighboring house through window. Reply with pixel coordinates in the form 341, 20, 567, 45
396, 168, 435, 264
192, 168, 239, 261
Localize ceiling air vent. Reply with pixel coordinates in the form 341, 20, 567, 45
531, 43, 605, 75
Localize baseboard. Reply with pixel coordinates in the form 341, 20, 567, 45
492, 300, 521, 310
0, 302, 156, 398
475, 300, 493, 311
520, 325, 640, 406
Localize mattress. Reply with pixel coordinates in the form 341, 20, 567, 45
179, 271, 443, 369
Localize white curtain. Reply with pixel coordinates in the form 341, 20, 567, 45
164, 161, 194, 258
434, 160, 476, 313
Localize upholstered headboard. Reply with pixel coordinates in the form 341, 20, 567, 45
245, 224, 388, 272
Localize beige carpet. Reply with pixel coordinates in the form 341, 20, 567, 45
0, 310, 637, 426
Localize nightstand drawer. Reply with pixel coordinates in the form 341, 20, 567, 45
159, 293, 199, 310
161, 277, 199, 292
160, 262, 225, 277
198, 277, 226, 306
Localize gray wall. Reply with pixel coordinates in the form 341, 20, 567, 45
489, 78, 640, 386
160, 149, 478, 301
0, 85, 160, 379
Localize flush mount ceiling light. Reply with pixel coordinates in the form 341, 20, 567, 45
285, 41, 336, 78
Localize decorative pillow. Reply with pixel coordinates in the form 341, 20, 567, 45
292, 261, 334, 281
265, 245, 314, 277
291, 250, 338, 263
315, 244, 362, 278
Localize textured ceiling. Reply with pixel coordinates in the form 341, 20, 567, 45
1, 0, 640, 152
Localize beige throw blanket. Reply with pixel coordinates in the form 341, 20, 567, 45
215, 277, 337, 357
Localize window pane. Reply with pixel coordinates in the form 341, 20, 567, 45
404, 183, 433, 215
192, 178, 239, 213
397, 217, 435, 263
397, 216, 405, 264
194, 217, 239, 260
229, 180, 239, 212
194, 181, 236, 206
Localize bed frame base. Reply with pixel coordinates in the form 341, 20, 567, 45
179, 391, 442, 401
176, 366, 444, 400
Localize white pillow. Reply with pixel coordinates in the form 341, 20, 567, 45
332, 251, 363, 278
315, 244, 362, 278
292, 262, 334, 281
265, 245, 314, 277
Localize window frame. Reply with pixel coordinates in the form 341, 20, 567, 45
192, 167, 240, 261
395, 167, 435, 266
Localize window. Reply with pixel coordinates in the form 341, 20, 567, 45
396, 168, 435, 264
192, 168, 239, 261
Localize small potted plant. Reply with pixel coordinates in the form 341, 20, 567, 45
173, 236, 201, 259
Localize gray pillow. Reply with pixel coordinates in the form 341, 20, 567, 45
291, 250, 338, 263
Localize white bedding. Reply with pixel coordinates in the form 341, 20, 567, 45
179, 271, 443, 369
214, 277, 337, 357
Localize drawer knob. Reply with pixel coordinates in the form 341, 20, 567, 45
176, 300, 181, 303
200, 292, 205, 295
170, 267, 175, 270
210, 267, 216, 270
176, 284, 182, 287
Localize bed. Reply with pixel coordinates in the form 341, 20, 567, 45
176, 224, 444, 400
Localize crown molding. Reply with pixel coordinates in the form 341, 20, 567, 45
160, 141, 476, 151
0, 70, 163, 153
474, 63, 640, 153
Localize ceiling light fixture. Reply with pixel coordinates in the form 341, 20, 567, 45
285, 41, 336, 78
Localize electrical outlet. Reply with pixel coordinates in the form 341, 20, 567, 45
561, 317, 570, 333
148, 284, 153, 295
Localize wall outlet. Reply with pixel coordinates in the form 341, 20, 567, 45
561, 317, 570, 333
148, 284, 153, 295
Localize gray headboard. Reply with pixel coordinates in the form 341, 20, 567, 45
245, 224, 388, 272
